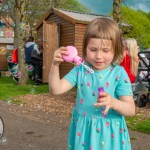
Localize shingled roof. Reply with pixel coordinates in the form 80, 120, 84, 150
35, 7, 130, 29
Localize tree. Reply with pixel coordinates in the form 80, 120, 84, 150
0, 0, 28, 85
145, 12, 150, 21
0, 0, 90, 85
122, 7, 150, 49
15, 1, 28, 85
113, 0, 122, 30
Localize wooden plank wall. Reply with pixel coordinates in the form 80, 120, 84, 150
75, 23, 87, 57
42, 22, 58, 83
46, 14, 75, 79
37, 25, 43, 41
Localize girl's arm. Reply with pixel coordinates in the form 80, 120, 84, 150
95, 93, 135, 116
111, 96, 135, 116
49, 47, 73, 95
49, 64, 73, 95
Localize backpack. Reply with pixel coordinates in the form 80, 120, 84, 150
31, 45, 41, 61
25, 44, 35, 63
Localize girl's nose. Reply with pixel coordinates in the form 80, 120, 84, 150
96, 50, 102, 59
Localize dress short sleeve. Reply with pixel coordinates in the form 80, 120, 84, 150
64, 66, 79, 87
116, 67, 133, 97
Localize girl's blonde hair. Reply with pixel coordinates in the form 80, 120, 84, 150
126, 38, 139, 75
82, 17, 123, 63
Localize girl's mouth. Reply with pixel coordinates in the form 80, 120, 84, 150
95, 62, 103, 64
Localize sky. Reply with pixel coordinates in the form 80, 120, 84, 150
79, 0, 150, 15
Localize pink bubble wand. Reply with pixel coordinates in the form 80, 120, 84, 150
62, 46, 94, 74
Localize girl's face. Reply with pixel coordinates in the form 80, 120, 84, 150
86, 38, 114, 70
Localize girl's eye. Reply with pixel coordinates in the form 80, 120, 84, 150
90, 48, 97, 51
103, 48, 110, 52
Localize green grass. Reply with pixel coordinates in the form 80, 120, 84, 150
0, 76, 49, 104
126, 114, 150, 134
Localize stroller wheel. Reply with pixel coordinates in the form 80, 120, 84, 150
137, 92, 147, 108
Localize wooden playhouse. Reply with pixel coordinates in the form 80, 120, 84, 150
35, 8, 130, 83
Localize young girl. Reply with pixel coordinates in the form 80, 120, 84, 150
49, 18, 135, 150
120, 38, 139, 83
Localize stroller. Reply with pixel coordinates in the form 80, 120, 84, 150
132, 50, 150, 107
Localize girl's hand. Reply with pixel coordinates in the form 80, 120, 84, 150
52, 47, 68, 66
94, 92, 115, 115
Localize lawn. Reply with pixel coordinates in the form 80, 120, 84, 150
126, 114, 150, 134
0, 76, 49, 104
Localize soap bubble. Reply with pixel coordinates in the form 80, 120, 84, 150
30, 88, 36, 94
13, 71, 21, 78
7, 56, 12, 63
26, 64, 34, 72
5, 71, 12, 77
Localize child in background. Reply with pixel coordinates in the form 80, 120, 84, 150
12, 48, 18, 64
120, 38, 139, 83
11, 48, 19, 82
49, 18, 135, 150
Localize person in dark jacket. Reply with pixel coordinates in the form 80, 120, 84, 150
31, 38, 43, 85
25, 36, 35, 64
25, 36, 36, 80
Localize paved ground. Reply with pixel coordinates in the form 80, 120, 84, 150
0, 101, 69, 150
0, 101, 150, 150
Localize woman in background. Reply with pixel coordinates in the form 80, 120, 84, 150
120, 38, 139, 83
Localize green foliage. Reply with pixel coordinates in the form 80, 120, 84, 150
24, 0, 91, 29
0, 0, 90, 32
145, 12, 150, 21
58, 0, 91, 13
0, 77, 49, 104
122, 7, 150, 49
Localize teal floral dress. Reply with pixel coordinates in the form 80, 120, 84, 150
64, 63, 133, 150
